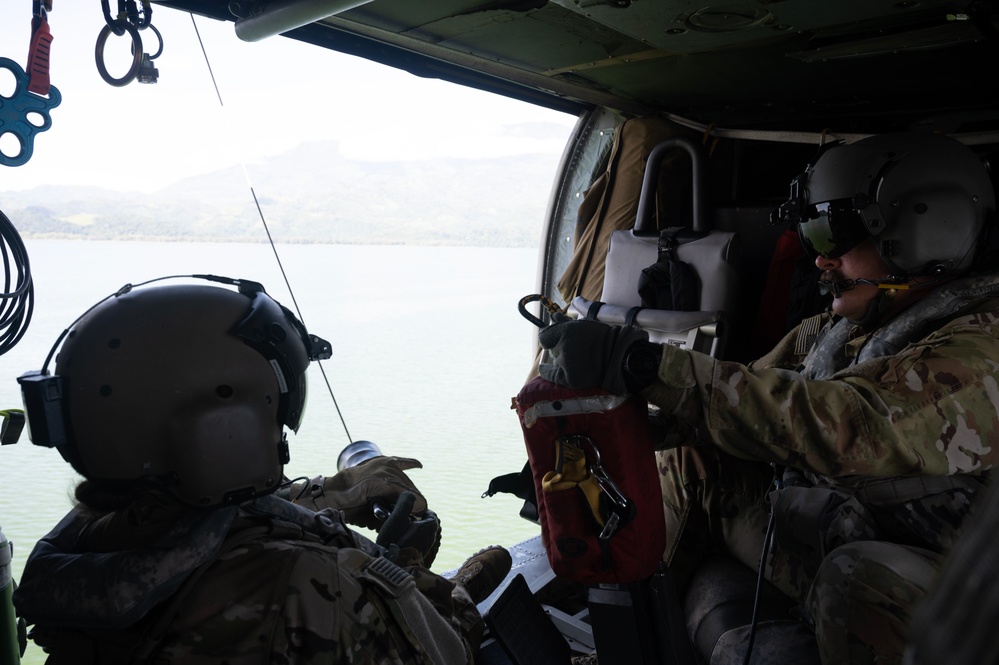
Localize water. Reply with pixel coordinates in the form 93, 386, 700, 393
0, 239, 544, 663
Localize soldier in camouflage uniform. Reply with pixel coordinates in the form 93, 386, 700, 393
538, 133, 997, 664
13, 278, 509, 663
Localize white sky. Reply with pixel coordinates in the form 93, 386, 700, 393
0, 3, 577, 193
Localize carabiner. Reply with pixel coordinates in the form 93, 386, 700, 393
518, 293, 566, 328
101, 0, 127, 37
124, 0, 141, 28
589, 459, 630, 517
578, 437, 634, 539
137, 0, 153, 30
32, 0, 52, 19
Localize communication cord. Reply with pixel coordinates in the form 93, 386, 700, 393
0, 209, 34, 357
188, 15, 353, 444
742, 465, 783, 665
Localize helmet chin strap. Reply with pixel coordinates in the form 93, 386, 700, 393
817, 272, 944, 329
817, 275, 909, 298
818, 274, 910, 329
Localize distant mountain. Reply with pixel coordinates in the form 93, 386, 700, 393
2, 140, 566, 247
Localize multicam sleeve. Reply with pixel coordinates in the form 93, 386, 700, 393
272, 545, 469, 664
333, 549, 472, 665
656, 314, 999, 477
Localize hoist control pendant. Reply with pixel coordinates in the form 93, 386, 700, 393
0, 57, 61, 167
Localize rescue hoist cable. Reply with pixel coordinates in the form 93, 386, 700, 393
187, 14, 353, 445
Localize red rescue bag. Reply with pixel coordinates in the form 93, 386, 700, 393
513, 375, 667, 584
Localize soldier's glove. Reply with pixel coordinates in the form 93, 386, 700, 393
376, 491, 443, 567
538, 318, 649, 395
290, 456, 429, 531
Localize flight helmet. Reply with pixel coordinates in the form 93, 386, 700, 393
776, 132, 995, 278
20, 277, 331, 507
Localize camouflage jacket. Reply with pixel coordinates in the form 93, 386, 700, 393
14, 494, 470, 664
647, 272, 999, 550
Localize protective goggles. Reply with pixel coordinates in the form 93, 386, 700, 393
796, 199, 871, 259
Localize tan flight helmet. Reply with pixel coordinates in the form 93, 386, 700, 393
48, 278, 331, 506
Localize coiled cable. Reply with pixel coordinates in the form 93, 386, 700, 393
0, 208, 34, 356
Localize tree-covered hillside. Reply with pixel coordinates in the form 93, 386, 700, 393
2, 138, 567, 248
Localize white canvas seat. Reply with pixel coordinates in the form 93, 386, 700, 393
566, 135, 741, 360
569, 227, 740, 358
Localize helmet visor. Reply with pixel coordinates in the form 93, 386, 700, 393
797, 199, 870, 259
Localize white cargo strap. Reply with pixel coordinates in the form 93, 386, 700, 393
521, 394, 629, 428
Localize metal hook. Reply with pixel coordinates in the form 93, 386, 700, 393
564, 435, 633, 539
518, 293, 566, 328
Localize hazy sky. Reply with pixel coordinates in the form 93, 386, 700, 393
1, 4, 577, 193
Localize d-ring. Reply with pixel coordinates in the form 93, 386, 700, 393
95, 20, 143, 87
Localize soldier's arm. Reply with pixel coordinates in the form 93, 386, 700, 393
271, 546, 472, 664
644, 313, 999, 477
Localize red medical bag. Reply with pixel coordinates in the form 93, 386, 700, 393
513, 375, 667, 584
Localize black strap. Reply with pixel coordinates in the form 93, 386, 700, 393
586, 301, 605, 320
855, 475, 987, 505
483, 462, 539, 524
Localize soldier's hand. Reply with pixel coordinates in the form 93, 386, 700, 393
538, 318, 649, 394
291, 456, 429, 531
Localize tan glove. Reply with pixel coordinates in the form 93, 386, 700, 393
290, 456, 429, 531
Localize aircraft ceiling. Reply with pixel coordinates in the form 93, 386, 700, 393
153, 0, 999, 134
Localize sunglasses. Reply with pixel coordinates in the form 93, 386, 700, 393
796, 199, 871, 259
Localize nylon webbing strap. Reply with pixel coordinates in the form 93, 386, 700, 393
854, 475, 987, 504
585, 300, 605, 320
27, 15, 53, 95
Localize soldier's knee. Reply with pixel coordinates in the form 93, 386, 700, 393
809, 541, 939, 619
806, 542, 943, 664
816, 542, 940, 595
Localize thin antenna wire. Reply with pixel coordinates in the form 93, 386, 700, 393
189, 14, 353, 444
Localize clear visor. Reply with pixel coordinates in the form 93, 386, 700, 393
796, 199, 871, 259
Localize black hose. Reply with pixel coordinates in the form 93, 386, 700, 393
0, 208, 33, 357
